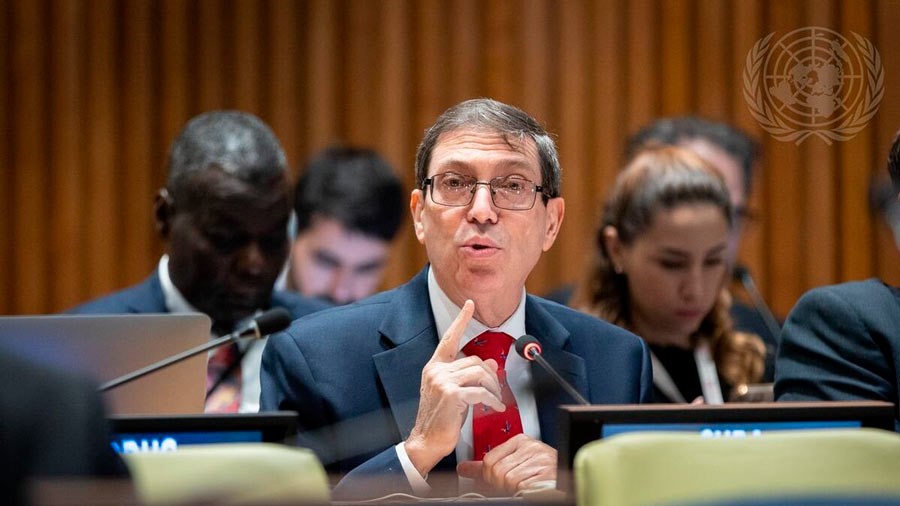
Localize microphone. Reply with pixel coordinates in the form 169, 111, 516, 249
99, 307, 292, 392
732, 264, 782, 341
515, 335, 589, 406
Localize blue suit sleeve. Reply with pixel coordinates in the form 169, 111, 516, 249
261, 329, 421, 499
331, 446, 412, 500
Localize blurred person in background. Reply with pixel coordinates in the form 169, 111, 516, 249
776, 129, 900, 428
549, 116, 777, 380
284, 146, 405, 305
571, 146, 766, 403
69, 111, 329, 413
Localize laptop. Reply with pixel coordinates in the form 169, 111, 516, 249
0, 313, 210, 415
107, 411, 299, 453
557, 401, 896, 491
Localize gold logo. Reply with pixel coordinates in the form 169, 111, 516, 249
743, 27, 883, 145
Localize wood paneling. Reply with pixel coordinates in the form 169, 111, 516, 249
1, 0, 898, 319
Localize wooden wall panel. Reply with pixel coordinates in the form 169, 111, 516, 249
804, 0, 839, 289
731, 0, 767, 294
49, 0, 85, 310
233, 0, 263, 113
305, 0, 338, 151
763, 1, 804, 315
121, 0, 156, 288
0, 1, 11, 314
1, 0, 899, 320
591, 0, 626, 219
12, 0, 49, 314
696, 0, 730, 117
159, 0, 190, 165
626, 0, 658, 134
377, 0, 414, 289
553, 0, 591, 293
268, 1, 303, 166
661, 0, 692, 115
196, 0, 226, 111
84, 0, 119, 299
839, 0, 877, 281
874, 0, 900, 282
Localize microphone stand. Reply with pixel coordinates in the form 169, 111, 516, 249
734, 266, 782, 341
522, 346, 590, 406
99, 321, 263, 392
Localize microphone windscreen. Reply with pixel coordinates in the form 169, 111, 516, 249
515, 334, 542, 360
255, 307, 292, 335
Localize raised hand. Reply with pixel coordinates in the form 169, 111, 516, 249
404, 300, 506, 476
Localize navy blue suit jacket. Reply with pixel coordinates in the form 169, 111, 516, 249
261, 268, 652, 499
775, 279, 900, 427
68, 271, 329, 321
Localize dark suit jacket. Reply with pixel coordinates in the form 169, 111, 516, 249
261, 268, 653, 499
0, 352, 129, 504
68, 271, 330, 322
775, 279, 900, 426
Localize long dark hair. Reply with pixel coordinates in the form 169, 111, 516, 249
572, 146, 765, 388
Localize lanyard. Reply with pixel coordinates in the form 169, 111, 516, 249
650, 340, 723, 404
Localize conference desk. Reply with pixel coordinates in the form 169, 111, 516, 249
37, 402, 895, 505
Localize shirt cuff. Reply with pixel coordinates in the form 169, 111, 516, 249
395, 442, 432, 496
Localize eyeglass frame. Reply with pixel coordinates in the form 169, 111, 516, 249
422, 172, 551, 210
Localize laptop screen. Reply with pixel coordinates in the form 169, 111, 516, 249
108, 412, 299, 454
0, 313, 210, 415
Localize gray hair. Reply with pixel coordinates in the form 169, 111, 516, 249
166, 110, 287, 199
414, 98, 561, 201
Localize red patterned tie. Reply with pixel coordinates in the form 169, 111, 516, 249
205, 343, 242, 413
462, 331, 524, 460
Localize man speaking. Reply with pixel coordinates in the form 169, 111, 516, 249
261, 99, 651, 498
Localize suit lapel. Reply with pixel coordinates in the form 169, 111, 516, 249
524, 296, 587, 449
372, 269, 438, 440
372, 279, 582, 472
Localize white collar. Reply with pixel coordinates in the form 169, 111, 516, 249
157, 255, 200, 315
426, 266, 527, 354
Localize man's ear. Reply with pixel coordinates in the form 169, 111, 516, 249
153, 188, 174, 238
602, 225, 625, 273
410, 189, 426, 244
541, 197, 565, 251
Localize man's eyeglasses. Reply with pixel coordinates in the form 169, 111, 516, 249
422, 172, 548, 211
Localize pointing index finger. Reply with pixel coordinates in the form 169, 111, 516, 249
433, 299, 474, 363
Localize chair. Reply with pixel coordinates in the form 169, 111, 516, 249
575, 428, 900, 506
124, 443, 329, 505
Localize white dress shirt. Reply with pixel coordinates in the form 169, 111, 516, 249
158, 255, 266, 413
395, 267, 539, 494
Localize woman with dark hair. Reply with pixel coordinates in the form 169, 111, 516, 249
571, 146, 765, 403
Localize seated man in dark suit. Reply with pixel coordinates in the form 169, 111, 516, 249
775, 130, 900, 428
261, 99, 652, 499
69, 111, 329, 413
0, 351, 129, 504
